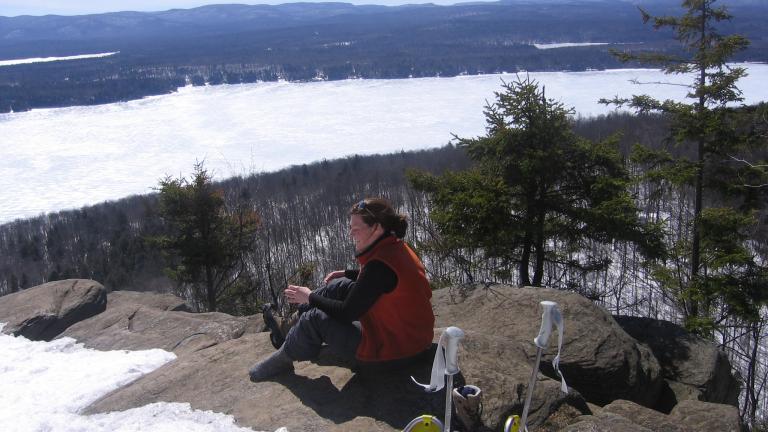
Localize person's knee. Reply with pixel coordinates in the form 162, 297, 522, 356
324, 277, 355, 299
283, 308, 327, 361
304, 307, 337, 329
286, 308, 323, 339
325, 276, 353, 291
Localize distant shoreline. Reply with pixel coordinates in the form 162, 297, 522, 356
0, 52, 119, 67
2, 63, 766, 116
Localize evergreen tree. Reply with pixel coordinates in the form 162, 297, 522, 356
153, 162, 261, 312
410, 76, 663, 287
601, 0, 768, 335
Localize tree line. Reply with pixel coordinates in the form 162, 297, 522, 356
0, 43, 630, 113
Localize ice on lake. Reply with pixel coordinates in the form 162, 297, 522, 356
1, 64, 767, 224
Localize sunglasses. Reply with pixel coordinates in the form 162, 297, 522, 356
357, 200, 378, 222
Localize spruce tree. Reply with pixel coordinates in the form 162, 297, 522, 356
153, 162, 261, 312
410, 76, 663, 287
601, 0, 768, 334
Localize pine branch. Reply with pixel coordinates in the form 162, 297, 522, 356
728, 155, 768, 169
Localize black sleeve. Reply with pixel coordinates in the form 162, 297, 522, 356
345, 269, 360, 280
309, 260, 397, 323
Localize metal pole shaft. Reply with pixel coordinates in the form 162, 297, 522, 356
520, 347, 543, 431
444, 374, 454, 432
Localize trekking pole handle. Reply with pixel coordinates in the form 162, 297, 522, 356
533, 301, 561, 349
444, 326, 465, 375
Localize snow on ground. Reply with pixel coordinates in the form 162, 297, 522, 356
0, 323, 287, 432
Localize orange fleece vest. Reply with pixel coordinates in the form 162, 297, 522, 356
355, 236, 435, 362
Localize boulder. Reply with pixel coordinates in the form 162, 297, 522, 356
0, 279, 106, 341
668, 399, 741, 432
614, 316, 741, 411
601, 400, 686, 432
433, 285, 664, 407
83, 320, 589, 432
105, 290, 192, 312
562, 399, 742, 432
59, 290, 262, 355
448, 329, 589, 431
2, 284, 734, 432
84, 332, 447, 432
563, 412, 654, 432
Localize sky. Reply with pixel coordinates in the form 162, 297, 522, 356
0, 0, 469, 16
0, 323, 287, 432
2, 63, 768, 224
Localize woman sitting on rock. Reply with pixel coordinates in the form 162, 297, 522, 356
249, 197, 435, 381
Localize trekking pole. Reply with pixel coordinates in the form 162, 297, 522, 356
410, 326, 466, 432
506, 301, 567, 432
443, 326, 464, 432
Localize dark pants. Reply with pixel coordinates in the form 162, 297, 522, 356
282, 277, 362, 362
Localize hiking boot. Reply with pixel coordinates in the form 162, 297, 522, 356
280, 310, 300, 341
248, 346, 294, 382
262, 303, 300, 350
262, 303, 284, 349
452, 384, 483, 431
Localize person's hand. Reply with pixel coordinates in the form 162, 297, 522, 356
323, 270, 346, 284
285, 285, 311, 305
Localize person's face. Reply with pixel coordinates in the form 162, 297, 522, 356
349, 214, 381, 252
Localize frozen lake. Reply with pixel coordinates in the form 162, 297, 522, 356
1, 64, 767, 224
